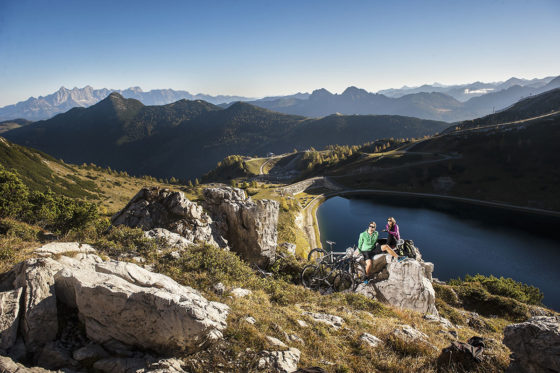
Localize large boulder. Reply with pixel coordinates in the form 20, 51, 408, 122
503, 316, 560, 373
111, 187, 223, 247
0, 242, 229, 368
203, 187, 279, 267
54, 259, 229, 354
372, 260, 438, 315
357, 251, 438, 315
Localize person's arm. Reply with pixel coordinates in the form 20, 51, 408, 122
358, 233, 363, 250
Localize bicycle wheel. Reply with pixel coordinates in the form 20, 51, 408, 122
333, 271, 354, 293
307, 248, 328, 262
301, 264, 325, 290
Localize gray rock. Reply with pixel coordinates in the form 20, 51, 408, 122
7, 337, 27, 361
244, 316, 257, 325
145, 228, 192, 249
231, 287, 252, 298
34, 242, 96, 257
423, 314, 454, 329
503, 316, 560, 373
279, 242, 296, 256
112, 187, 222, 247
0, 288, 23, 350
54, 260, 229, 354
13, 258, 62, 352
140, 357, 186, 372
203, 187, 279, 267
296, 320, 308, 328
258, 348, 301, 372
266, 336, 288, 349
302, 311, 344, 329
360, 332, 382, 347
391, 324, 429, 343
94, 357, 147, 373
420, 262, 434, 281
391, 325, 436, 350
0, 355, 56, 372
371, 260, 438, 315
371, 254, 392, 273
289, 334, 304, 344
73, 342, 110, 362
213, 282, 225, 295
37, 341, 80, 370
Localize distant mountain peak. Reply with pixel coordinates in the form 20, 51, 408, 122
342, 86, 369, 96
311, 88, 332, 98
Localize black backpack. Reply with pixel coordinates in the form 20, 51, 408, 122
401, 239, 416, 259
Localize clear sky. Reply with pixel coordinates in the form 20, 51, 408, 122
0, 0, 559, 106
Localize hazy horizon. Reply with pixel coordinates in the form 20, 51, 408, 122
1, 0, 559, 106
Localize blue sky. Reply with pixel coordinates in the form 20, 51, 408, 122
0, 0, 559, 106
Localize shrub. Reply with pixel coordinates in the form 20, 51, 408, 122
449, 274, 543, 305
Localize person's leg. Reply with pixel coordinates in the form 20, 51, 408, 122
365, 259, 372, 277
381, 244, 399, 259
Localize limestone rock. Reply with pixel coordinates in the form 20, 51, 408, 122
112, 187, 222, 247
503, 316, 560, 373
37, 341, 80, 370
391, 325, 435, 350
372, 260, 438, 315
421, 262, 434, 281
34, 242, 96, 257
280, 242, 296, 256
371, 254, 392, 273
13, 258, 62, 352
360, 333, 382, 348
0, 355, 55, 372
296, 320, 308, 328
0, 288, 23, 350
144, 228, 192, 249
203, 187, 279, 267
213, 282, 225, 295
424, 314, 454, 329
94, 357, 147, 373
289, 334, 304, 344
73, 342, 110, 362
258, 347, 301, 373
266, 336, 288, 349
302, 312, 344, 329
231, 287, 252, 298
54, 261, 229, 354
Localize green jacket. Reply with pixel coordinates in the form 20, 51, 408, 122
358, 229, 378, 252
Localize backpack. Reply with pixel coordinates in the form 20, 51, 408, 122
401, 240, 416, 259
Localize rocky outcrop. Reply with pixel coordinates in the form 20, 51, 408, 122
0, 242, 228, 371
258, 348, 301, 373
113, 187, 280, 267
357, 253, 438, 315
0, 288, 22, 351
503, 316, 560, 373
203, 187, 279, 267
112, 187, 223, 247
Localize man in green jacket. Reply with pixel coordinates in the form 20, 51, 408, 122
358, 221, 379, 279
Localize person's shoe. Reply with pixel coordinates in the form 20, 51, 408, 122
397, 256, 407, 263
363, 279, 369, 285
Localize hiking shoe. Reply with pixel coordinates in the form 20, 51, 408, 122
363, 279, 369, 285
397, 256, 407, 263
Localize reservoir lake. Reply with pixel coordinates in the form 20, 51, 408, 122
317, 195, 560, 310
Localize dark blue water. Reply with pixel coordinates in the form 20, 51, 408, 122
317, 195, 560, 310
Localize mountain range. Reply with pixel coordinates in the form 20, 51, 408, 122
0, 86, 252, 122
377, 76, 556, 101
242, 76, 560, 122
1, 75, 558, 122
3, 94, 448, 180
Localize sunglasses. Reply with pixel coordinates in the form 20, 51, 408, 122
369, 225, 375, 228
